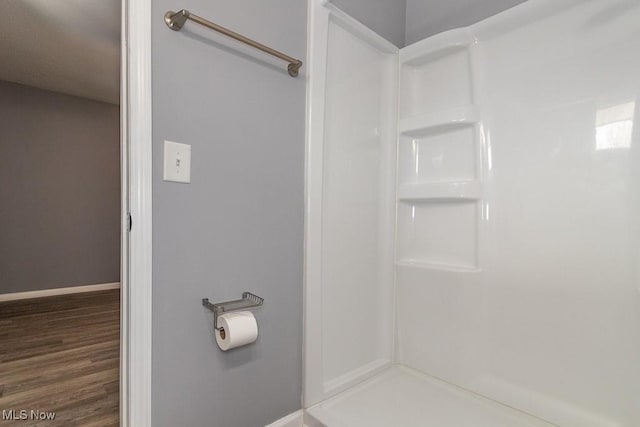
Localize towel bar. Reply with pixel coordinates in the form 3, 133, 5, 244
164, 9, 303, 77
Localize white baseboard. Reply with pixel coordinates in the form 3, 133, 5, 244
265, 410, 304, 427
0, 282, 121, 302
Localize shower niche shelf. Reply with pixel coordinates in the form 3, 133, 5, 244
398, 121, 479, 186
396, 200, 478, 270
395, 259, 481, 273
396, 34, 481, 272
397, 181, 480, 201
399, 105, 480, 136
399, 31, 475, 120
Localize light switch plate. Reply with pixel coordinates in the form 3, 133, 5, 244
163, 140, 191, 183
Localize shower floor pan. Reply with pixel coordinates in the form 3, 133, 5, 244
305, 366, 554, 427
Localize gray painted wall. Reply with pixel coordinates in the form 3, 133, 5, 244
330, 0, 528, 47
0, 80, 120, 294
405, 0, 528, 45
151, 0, 305, 426
331, 0, 407, 47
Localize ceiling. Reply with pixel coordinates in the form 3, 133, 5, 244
0, 0, 120, 104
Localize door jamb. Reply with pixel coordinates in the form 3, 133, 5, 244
120, 0, 152, 425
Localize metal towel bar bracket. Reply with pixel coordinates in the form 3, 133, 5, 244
164, 9, 303, 77
202, 292, 264, 331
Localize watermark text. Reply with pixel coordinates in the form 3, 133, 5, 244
2, 409, 56, 421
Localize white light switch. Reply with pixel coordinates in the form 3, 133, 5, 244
163, 140, 191, 183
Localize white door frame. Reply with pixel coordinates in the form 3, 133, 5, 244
120, 0, 152, 425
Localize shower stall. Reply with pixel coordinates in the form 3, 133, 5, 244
303, 0, 640, 425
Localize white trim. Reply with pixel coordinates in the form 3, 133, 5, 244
124, 0, 153, 425
0, 282, 121, 302
119, 0, 130, 423
303, 0, 330, 407
265, 410, 304, 427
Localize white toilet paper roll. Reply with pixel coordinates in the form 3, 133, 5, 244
215, 311, 258, 351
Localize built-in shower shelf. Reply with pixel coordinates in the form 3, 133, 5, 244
397, 181, 481, 201
399, 105, 480, 136
396, 200, 478, 269
396, 260, 481, 273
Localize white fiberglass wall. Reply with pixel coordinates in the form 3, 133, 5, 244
307, 0, 640, 425
395, 1, 640, 425
304, 3, 398, 406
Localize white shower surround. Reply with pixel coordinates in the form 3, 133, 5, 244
304, 0, 640, 425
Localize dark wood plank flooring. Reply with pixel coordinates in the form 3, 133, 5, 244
0, 290, 119, 426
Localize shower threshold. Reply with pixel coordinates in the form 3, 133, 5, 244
305, 366, 554, 427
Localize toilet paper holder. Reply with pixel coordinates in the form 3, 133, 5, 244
202, 292, 264, 331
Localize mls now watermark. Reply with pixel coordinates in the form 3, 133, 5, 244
2, 409, 56, 421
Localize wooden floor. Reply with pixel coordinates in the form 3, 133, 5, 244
0, 290, 119, 426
